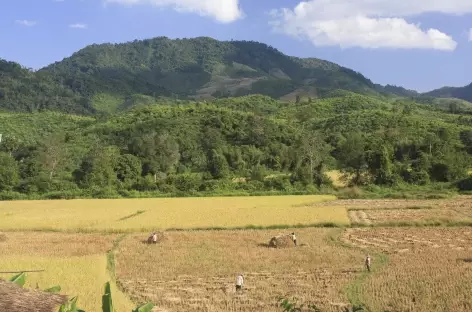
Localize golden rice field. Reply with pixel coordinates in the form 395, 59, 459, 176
0, 233, 134, 312
0, 195, 343, 232
342, 227, 472, 312
116, 228, 364, 312
2, 196, 472, 312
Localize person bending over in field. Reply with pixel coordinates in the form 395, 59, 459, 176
290, 232, 297, 247
235, 274, 244, 292
365, 255, 371, 272
148, 232, 157, 244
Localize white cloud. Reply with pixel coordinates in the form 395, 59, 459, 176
15, 20, 37, 26
69, 23, 88, 29
270, 0, 472, 50
104, 0, 243, 23
469, 28, 472, 41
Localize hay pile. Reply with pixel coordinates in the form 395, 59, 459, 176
0, 280, 67, 312
268, 234, 295, 248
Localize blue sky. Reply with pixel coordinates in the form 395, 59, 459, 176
1, 0, 471, 92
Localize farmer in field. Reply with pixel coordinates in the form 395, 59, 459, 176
290, 232, 297, 247
148, 232, 157, 244
235, 273, 244, 292
365, 255, 372, 272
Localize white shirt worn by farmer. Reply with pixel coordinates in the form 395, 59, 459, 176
292, 234, 297, 241
236, 275, 244, 286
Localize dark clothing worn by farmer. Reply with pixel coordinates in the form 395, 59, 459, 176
365, 255, 372, 272
235, 274, 244, 291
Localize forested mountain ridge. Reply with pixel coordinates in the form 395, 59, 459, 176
0, 58, 94, 114
40, 36, 380, 102
425, 83, 472, 103
1, 36, 470, 115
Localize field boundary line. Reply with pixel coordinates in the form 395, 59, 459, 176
326, 228, 389, 312
107, 234, 128, 281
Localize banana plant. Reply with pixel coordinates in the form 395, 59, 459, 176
45, 285, 62, 293
102, 282, 114, 312
8, 274, 152, 312
9, 272, 26, 287
132, 303, 154, 312
58, 296, 85, 312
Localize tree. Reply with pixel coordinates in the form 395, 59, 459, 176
0, 136, 20, 156
366, 143, 395, 185
74, 146, 119, 189
129, 132, 180, 182
337, 133, 368, 185
36, 134, 67, 180
208, 149, 230, 179
297, 131, 332, 176
460, 130, 472, 154
116, 154, 142, 187
0, 152, 19, 191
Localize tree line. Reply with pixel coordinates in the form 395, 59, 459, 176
0, 94, 470, 199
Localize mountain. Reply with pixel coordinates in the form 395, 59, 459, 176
424, 83, 472, 103
1, 36, 468, 115
40, 37, 379, 105
0, 59, 94, 114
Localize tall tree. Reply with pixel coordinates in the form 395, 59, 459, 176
0, 152, 19, 191
129, 132, 180, 182
74, 146, 119, 188
337, 132, 368, 185
36, 134, 67, 181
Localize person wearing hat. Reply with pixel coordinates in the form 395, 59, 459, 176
290, 232, 297, 247
365, 255, 372, 272
235, 273, 244, 292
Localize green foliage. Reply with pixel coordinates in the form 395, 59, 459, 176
0, 59, 93, 114
0, 84, 470, 198
278, 297, 321, 312
425, 83, 472, 103
58, 296, 85, 312
132, 303, 154, 312
44, 285, 62, 293
9, 272, 26, 287
0, 152, 19, 191
102, 282, 114, 312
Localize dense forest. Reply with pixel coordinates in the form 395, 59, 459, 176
0, 36, 471, 199
0, 93, 471, 199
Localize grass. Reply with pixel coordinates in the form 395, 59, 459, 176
0, 195, 343, 232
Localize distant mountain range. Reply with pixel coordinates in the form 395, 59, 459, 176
424, 83, 472, 102
0, 36, 470, 114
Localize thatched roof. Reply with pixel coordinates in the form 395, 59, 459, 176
0, 280, 67, 312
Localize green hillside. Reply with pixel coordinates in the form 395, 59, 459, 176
3, 36, 470, 115
425, 83, 472, 103
0, 59, 94, 114
40, 37, 380, 108
0, 93, 470, 199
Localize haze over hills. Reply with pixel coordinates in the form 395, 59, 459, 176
0, 36, 470, 115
